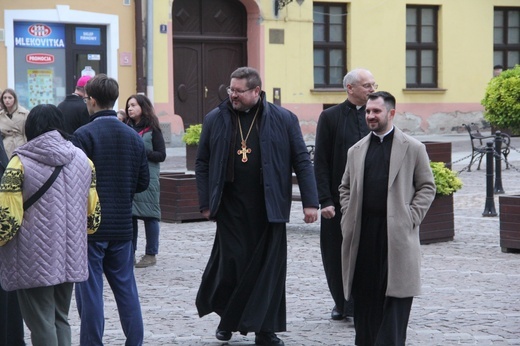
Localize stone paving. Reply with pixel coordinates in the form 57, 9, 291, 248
27, 134, 520, 345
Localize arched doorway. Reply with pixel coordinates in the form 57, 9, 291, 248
173, 0, 247, 128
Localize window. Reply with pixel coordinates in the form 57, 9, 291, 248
406, 6, 438, 88
494, 8, 520, 70
313, 3, 346, 88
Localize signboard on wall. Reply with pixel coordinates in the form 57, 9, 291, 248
76, 27, 101, 46
14, 22, 65, 48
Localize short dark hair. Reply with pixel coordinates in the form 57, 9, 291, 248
25, 104, 67, 141
494, 64, 503, 70
230, 67, 262, 89
84, 74, 119, 109
368, 91, 396, 111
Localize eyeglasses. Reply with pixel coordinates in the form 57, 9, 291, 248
83, 96, 91, 103
357, 83, 378, 90
226, 87, 254, 95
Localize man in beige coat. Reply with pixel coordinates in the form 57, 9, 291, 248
339, 91, 435, 345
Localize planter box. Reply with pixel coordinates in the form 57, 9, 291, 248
499, 195, 520, 252
420, 194, 454, 244
420, 141, 454, 244
160, 172, 204, 223
423, 141, 452, 168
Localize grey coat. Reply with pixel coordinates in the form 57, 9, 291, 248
339, 127, 436, 298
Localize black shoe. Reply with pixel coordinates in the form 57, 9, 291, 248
255, 332, 284, 346
331, 305, 345, 320
215, 328, 232, 341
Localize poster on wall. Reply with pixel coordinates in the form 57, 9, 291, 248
27, 69, 54, 108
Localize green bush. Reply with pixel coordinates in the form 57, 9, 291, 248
430, 161, 463, 196
182, 124, 202, 146
481, 65, 520, 133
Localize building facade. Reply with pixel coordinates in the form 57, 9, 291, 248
1, 0, 519, 145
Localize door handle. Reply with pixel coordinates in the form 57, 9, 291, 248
204, 86, 208, 98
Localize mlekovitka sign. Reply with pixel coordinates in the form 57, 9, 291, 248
14, 22, 65, 48
26, 53, 55, 64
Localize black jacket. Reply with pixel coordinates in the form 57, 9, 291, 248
196, 93, 318, 222
57, 94, 90, 134
314, 99, 369, 208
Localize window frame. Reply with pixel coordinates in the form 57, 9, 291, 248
406, 5, 439, 89
313, 3, 347, 89
494, 7, 520, 70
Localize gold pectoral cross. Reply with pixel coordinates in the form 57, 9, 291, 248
237, 140, 252, 163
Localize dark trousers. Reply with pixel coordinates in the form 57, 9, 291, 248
320, 206, 353, 316
353, 295, 413, 346
0, 286, 25, 346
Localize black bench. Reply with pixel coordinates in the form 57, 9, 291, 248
463, 123, 510, 172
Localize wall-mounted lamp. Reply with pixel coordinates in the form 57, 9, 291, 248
275, 0, 304, 16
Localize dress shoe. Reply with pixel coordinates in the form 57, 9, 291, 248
331, 305, 345, 320
215, 328, 232, 341
255, 332, 284, 346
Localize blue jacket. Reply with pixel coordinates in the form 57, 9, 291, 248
196, 93, 318, 223
72, 110, 149, 241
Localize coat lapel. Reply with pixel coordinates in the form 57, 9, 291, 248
388, 128, 409, 188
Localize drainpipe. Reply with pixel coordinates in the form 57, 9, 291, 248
146, 0, 154, 102
135, 0, 146, 94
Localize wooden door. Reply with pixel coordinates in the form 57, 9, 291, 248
173, 0, 247, 128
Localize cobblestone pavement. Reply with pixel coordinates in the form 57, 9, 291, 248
28, 134, 520, 345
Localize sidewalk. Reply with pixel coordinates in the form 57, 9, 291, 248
58, 134, 520, 345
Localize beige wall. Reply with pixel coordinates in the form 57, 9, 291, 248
256, 0, 520, 135
2, 0, 518, 142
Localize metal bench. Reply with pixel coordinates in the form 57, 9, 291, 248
463, 123, 510, 172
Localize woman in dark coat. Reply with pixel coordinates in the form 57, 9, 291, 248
125, 94, 166, 268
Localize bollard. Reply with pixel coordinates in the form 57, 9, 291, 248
494, 131, 505, 194
483, 141, 497, 216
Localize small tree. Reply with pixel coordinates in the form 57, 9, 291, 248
481, 65, 520, 134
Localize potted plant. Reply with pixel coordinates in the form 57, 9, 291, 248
420, 161, 463, 244
481, 64, 520, 136
182, 124, 202, 171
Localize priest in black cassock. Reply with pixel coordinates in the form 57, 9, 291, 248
314, 68, 375, 321
195, 67, 319, 346
339, 91, 436, 345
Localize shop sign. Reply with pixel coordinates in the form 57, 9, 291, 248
26, 53, 55, 64
76, 27, 101, 46
14, 22, 65, 49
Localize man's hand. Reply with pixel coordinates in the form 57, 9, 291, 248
201, 209, 211, 220
303, 207, 318, 224
321, 205, 335, 219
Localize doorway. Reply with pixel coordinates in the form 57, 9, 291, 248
172, 0, 247, 128
65, 25, 107, 93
